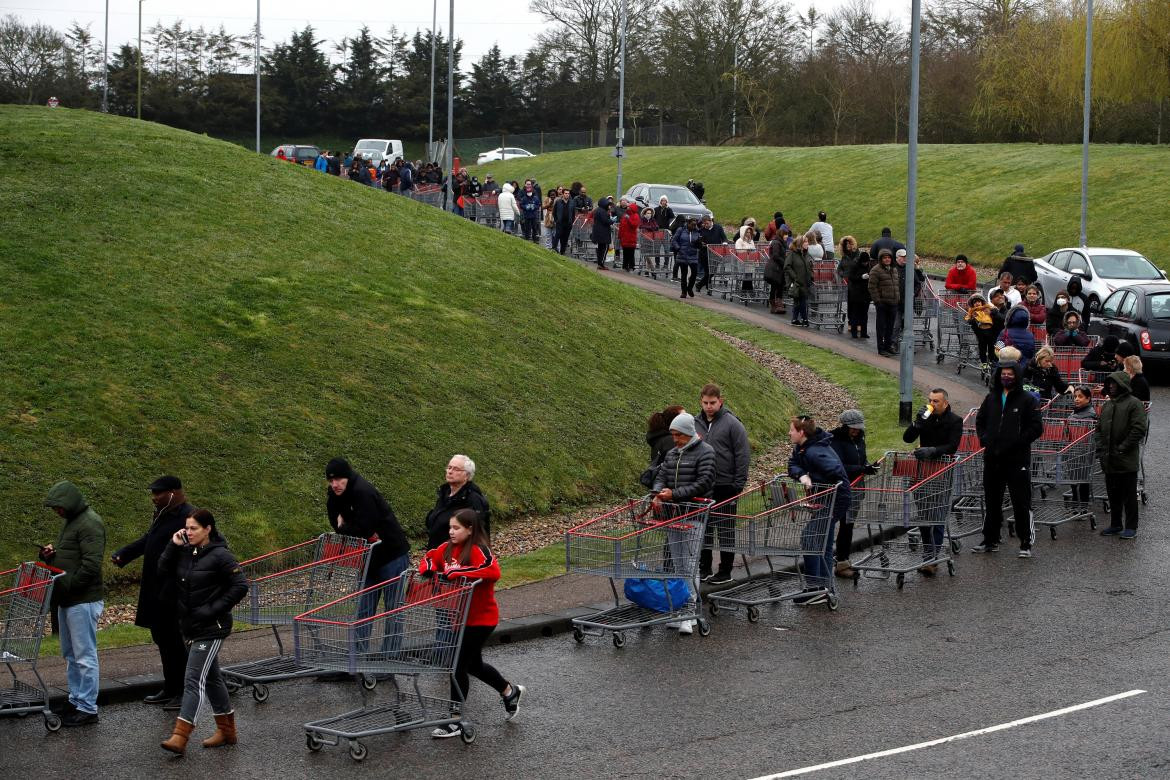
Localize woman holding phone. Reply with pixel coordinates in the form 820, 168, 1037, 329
157, 509, 248, 755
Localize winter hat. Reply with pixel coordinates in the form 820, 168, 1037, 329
1102, 335, 1119, 352
878, 248, 893, 259
895, 248, 907, 258
148, 475, 182, 492
839, 409, 866, 431
325, 457, 353, 480
1014, 243, 1025, 254
1115, 340, 1135, 357
881, 227, 892, 236
669, 412, 697, 438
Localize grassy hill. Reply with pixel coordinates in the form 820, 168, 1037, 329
470, 144, 1170, 270
0, 106, 801, 573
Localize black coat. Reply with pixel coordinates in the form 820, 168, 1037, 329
828, 426, 869, 481
157, 536, 247, 641
114, 501, 193, 628
646, 429, 674, 467
999, 255, 1037, 285
424, 481, 491, 550
552, 198, 575, 228
591, 203, 615, 244
902, 408, 963, 457
846, 254, 872, 304
325, 471, 410, 569
653, 205, 675, 231
975, 371, 1043, 464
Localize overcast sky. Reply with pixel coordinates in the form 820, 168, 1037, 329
7, 0, 911, 63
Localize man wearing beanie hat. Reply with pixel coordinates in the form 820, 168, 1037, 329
111, 476, 194, 708
324, 458, 411, 628
999, 243, 1036, 285
650, 412, 716, 634
974, 348, 1043, 556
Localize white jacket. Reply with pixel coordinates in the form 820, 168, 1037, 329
497, 183, 518, 220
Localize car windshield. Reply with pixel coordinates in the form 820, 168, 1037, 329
355, 141, 383, 151
1092, 253, 1162, 280
648, 186, 701, 206
1149, 293, 1170, 319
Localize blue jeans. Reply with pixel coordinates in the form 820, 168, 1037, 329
357, 553, 410, 655
502, 219, 515, 234
59, 601, 103, 714
802, 509, 840, 585
791, 295, 809, 322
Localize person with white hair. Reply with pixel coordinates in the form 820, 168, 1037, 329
425, 454, 492, 550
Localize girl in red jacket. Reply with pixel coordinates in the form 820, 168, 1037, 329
421, 509, 524, 739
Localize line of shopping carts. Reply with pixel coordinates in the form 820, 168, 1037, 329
0, 562, 64, 732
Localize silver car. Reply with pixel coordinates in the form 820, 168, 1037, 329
1033, 246, 1166, 312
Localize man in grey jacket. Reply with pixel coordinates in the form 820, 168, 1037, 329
695, 384, 750, 585
652, 411, 716, 634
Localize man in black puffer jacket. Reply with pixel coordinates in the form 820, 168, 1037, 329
325, 458, 411, 614
112, 475, 194, 709
651, 412, 715, 635
974, 351, 1043, 556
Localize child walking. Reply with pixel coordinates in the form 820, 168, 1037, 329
420, 509, 525, 739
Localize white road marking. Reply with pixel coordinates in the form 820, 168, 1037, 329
748, 689, 1147, 779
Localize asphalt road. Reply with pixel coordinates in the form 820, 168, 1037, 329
3, 386, 1164, 778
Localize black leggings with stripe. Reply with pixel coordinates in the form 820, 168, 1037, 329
451, 625, 508, 706
179, 636, 231, 723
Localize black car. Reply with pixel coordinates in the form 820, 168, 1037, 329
1088, 283, 1170, 370
621, 183, 713, 229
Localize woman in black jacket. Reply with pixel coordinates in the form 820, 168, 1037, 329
159, 509, 248, 755
846, 249, 872, 339
591, 198, 615, 270
828, 410, 874, 577
1022, 347, 1070, 399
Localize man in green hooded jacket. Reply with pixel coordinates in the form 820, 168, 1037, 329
1095, 372, 1149, 539
41, 481, 106, 726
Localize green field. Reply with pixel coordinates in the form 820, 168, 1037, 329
470, 144, 1170, 269
1, 106, 813, 576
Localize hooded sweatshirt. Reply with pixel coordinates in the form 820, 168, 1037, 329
996, 305, 1037, 364
975, 362, 1043, 464
1095, 372, 1149, 473
497, 182, 518, 220
43, 481, 106, 608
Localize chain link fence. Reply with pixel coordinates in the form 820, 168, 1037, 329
455, 124, 694, 162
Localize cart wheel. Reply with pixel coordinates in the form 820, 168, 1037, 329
708, 601, 720, 617
361, 674, 377, 691
571, 626, 585, 643
306, 733, 323, 752
225, 678, 242, 694
947, 561, 955, 576
1050, 527, 1057, 540
852, 571, 860, 588
348, 741, 368, 762
836, 325, 844, 334
950, 539, 961, 554
252, 684, 270, 703
44, 713, 62, 732
612, 633, 625, 648
1102, 500, 1111, 513
1089, 516, 1097, 530
697, 619, 712, 637
896, 573, 905, 589
827, 594, 840, 611
936, 353, 944, 364
460, 723, 477, 744
746, 606, 760, 623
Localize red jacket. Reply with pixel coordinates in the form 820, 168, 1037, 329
419, 542, 500, 626
618, 203, 640, 248
945, 265, 977, 291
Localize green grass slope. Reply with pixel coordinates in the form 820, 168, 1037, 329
0, 106, 799, 572
471, 144, 1170, 269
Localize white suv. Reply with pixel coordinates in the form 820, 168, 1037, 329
1034, 247, 1166, 311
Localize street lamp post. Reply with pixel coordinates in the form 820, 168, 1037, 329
428, 0, 437, 158
255, 0, 261, 153
444, 0, 455, 212
101, 0, 108, 112
614, 0, 627, 197
137, 0, 144, 119
898, 0, 922, 424
1079, 0, 1094, 247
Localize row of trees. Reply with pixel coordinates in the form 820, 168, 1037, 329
1, 0, 1167, 146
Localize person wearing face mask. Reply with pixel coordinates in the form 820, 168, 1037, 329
972, 347, 1044, 557
1095, 372, 1149, 539
1065, 276, 1093, 330
1047, 290, 1074, 335
111, 476, 195, 710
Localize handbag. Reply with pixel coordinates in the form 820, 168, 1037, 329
623, 578, 691, 613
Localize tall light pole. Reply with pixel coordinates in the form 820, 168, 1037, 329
101, 0, 109, 112
428, 0, 437, 158
898, 0, 922, 424
614, 0, 627, 198
1079, 0, 1094, 247
137, 0, 145, 119
731, 43, 738, 138
255, 0, 261, 153
444, 0, 455, 212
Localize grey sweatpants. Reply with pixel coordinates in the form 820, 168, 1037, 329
179, 637, 231, 724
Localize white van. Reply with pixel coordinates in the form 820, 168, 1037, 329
353, 138, 404, 162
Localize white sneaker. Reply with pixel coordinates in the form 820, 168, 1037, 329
677, 620, 694, 635
431, 723, 463, 739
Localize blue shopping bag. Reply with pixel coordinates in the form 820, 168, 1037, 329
623, 578, 690, 613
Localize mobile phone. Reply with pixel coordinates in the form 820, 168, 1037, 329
181, 530, 190, 544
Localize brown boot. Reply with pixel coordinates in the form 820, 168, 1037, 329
161, 717, 194, 755
834, 560, 855, 578
202, 712, 237, 748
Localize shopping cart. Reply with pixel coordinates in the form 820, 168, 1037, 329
569, 212, 593, 261
935, 296, 982, 377
728, 247, 768, 306
704, 244, 737, 299
0, 562, 63, 731
409, 184, 443, 209
946, 409, 993, 552
807, 279, 846, 331
222, 533, 377, 702
298, 572, 478, 759
1049, 337, 1100, 385
1032, 416, 1098, 538
566, 498, 712, 647
705, 478, 840, 621
474, 196, 500, 230
848, 452, 959, 588
638, 229, 673, 278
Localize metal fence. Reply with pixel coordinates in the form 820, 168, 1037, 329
455, 124, 694, 161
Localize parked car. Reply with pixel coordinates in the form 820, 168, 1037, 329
1034, 246, 1167, 312
622, 183, 713, 227
354, 138, 404, 163
1087, 283, 1170, 368
270, 144, 320, 166
476, 147, 535, 164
